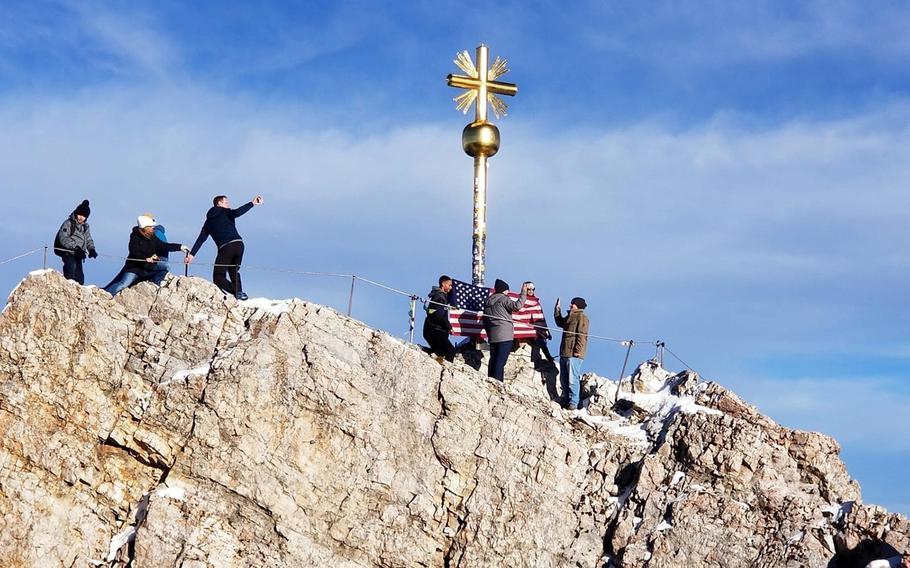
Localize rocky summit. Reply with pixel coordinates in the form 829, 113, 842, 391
0, 270, 906, 568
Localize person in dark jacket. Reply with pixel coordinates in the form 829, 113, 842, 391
55, 199, 97, 284
423, 275, 455, 363
103, 215, 189, 296
554, 296, 590, 410
483, 279, 528, 381
185, 194, 264, 300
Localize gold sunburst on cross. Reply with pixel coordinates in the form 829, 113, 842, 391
446, 46, 518, 121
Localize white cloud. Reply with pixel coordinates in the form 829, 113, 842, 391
68, 3, 178, 79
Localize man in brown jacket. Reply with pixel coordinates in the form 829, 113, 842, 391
554, 297, 590, 410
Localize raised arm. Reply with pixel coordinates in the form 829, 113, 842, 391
228, 202, 255, 219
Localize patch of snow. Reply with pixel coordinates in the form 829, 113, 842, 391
239, 297, 292, 315
28, 269, 54, 277
154, 484, 186, 501
575, 410, 649, 443
191, 312, 209, 323
689, 484, 706, 492
159, 363, 210, 386
822, 501, 854, 524
608, 484, 635, 509
670, 471, 685, 486
787, 530, 804, 544
106, 526, 136, 561
655, 520, 673, 531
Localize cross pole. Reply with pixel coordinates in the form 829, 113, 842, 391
446, 45, 518, 286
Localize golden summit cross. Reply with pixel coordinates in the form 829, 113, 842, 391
447, 46, 518, 122
445, 45, 518, 286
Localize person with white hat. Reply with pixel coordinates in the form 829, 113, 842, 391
103, 213, 190, 296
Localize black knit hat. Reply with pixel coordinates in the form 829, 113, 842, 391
494, 279, 509, 293
73, 200, 91, 219
571, 297, 587, 309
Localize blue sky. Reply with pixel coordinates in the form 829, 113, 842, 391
1, 1, 908, 514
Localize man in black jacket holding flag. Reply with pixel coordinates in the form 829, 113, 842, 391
423, 275, 456, 363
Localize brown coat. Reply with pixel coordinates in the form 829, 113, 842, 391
554, 307, 589, 358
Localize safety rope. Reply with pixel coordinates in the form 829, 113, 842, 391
0, 248, 44, 266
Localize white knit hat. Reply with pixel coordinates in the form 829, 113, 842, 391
137, 214, 157, 228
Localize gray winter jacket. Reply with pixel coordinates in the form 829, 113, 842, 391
56, 215, 95, 254
483, 291, 527, 343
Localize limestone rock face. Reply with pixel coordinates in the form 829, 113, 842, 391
0, 271, 906, 567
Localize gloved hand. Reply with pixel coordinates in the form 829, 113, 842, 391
74, 248, 86, 260
88, 248, 98, 259
180, 245, 191, 254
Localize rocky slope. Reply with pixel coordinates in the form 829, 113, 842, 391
0, 270, 906, 568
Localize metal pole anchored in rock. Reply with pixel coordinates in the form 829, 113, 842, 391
614, 340, 635, 404
447, 45, 518, 286
347, 275, 356, 317
408, 295, 418, 343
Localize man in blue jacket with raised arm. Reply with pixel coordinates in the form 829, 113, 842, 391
185, 194, 264, 300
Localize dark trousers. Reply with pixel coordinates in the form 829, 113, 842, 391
534, 337, 555, 362
62, 254, 84, 285
488, 340, 512, 381
213, 241, 244, 296
424, 328, 456, 362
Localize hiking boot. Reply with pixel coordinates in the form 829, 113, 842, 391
236, 292, 249, 301
566, 404, 578, 411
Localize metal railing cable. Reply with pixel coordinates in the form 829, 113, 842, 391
0, 248, 44, 266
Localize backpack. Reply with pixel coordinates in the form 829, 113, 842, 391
53, 219, 76, 257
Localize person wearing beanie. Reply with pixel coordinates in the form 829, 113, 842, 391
103, 214, 190, 296
54, 199, 97, 285
483, 279, 529, 381
554, 296, 590, 410
185, 194, 265, 301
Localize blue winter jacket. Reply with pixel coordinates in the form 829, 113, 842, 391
189, 202, 254, 256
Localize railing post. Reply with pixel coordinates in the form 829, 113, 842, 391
43, 246, 48, 270
613, 340, 635, 404
408, 295, 418, 343
347, 275, 356, 317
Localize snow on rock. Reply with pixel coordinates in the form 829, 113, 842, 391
27, 269, 54, 277
154, 484, 187, 501
160, 363, 211, 386
239, 296, 293, 315
670, 471, 685, 486
105, 527, 136, 562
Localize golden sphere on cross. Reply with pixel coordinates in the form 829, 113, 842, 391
462, 121, 500, 157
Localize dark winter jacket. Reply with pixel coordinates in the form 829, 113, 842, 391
483, 290, 527, 343
56, 214, 95, 255
189, 203, 254, 256
424, 287, 453, 334
554, 307, 590, 358
123, 227, 183, 274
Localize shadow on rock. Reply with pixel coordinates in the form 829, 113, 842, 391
827, 539, 902, 568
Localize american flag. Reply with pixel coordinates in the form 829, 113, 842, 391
448, 279, 545, 340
